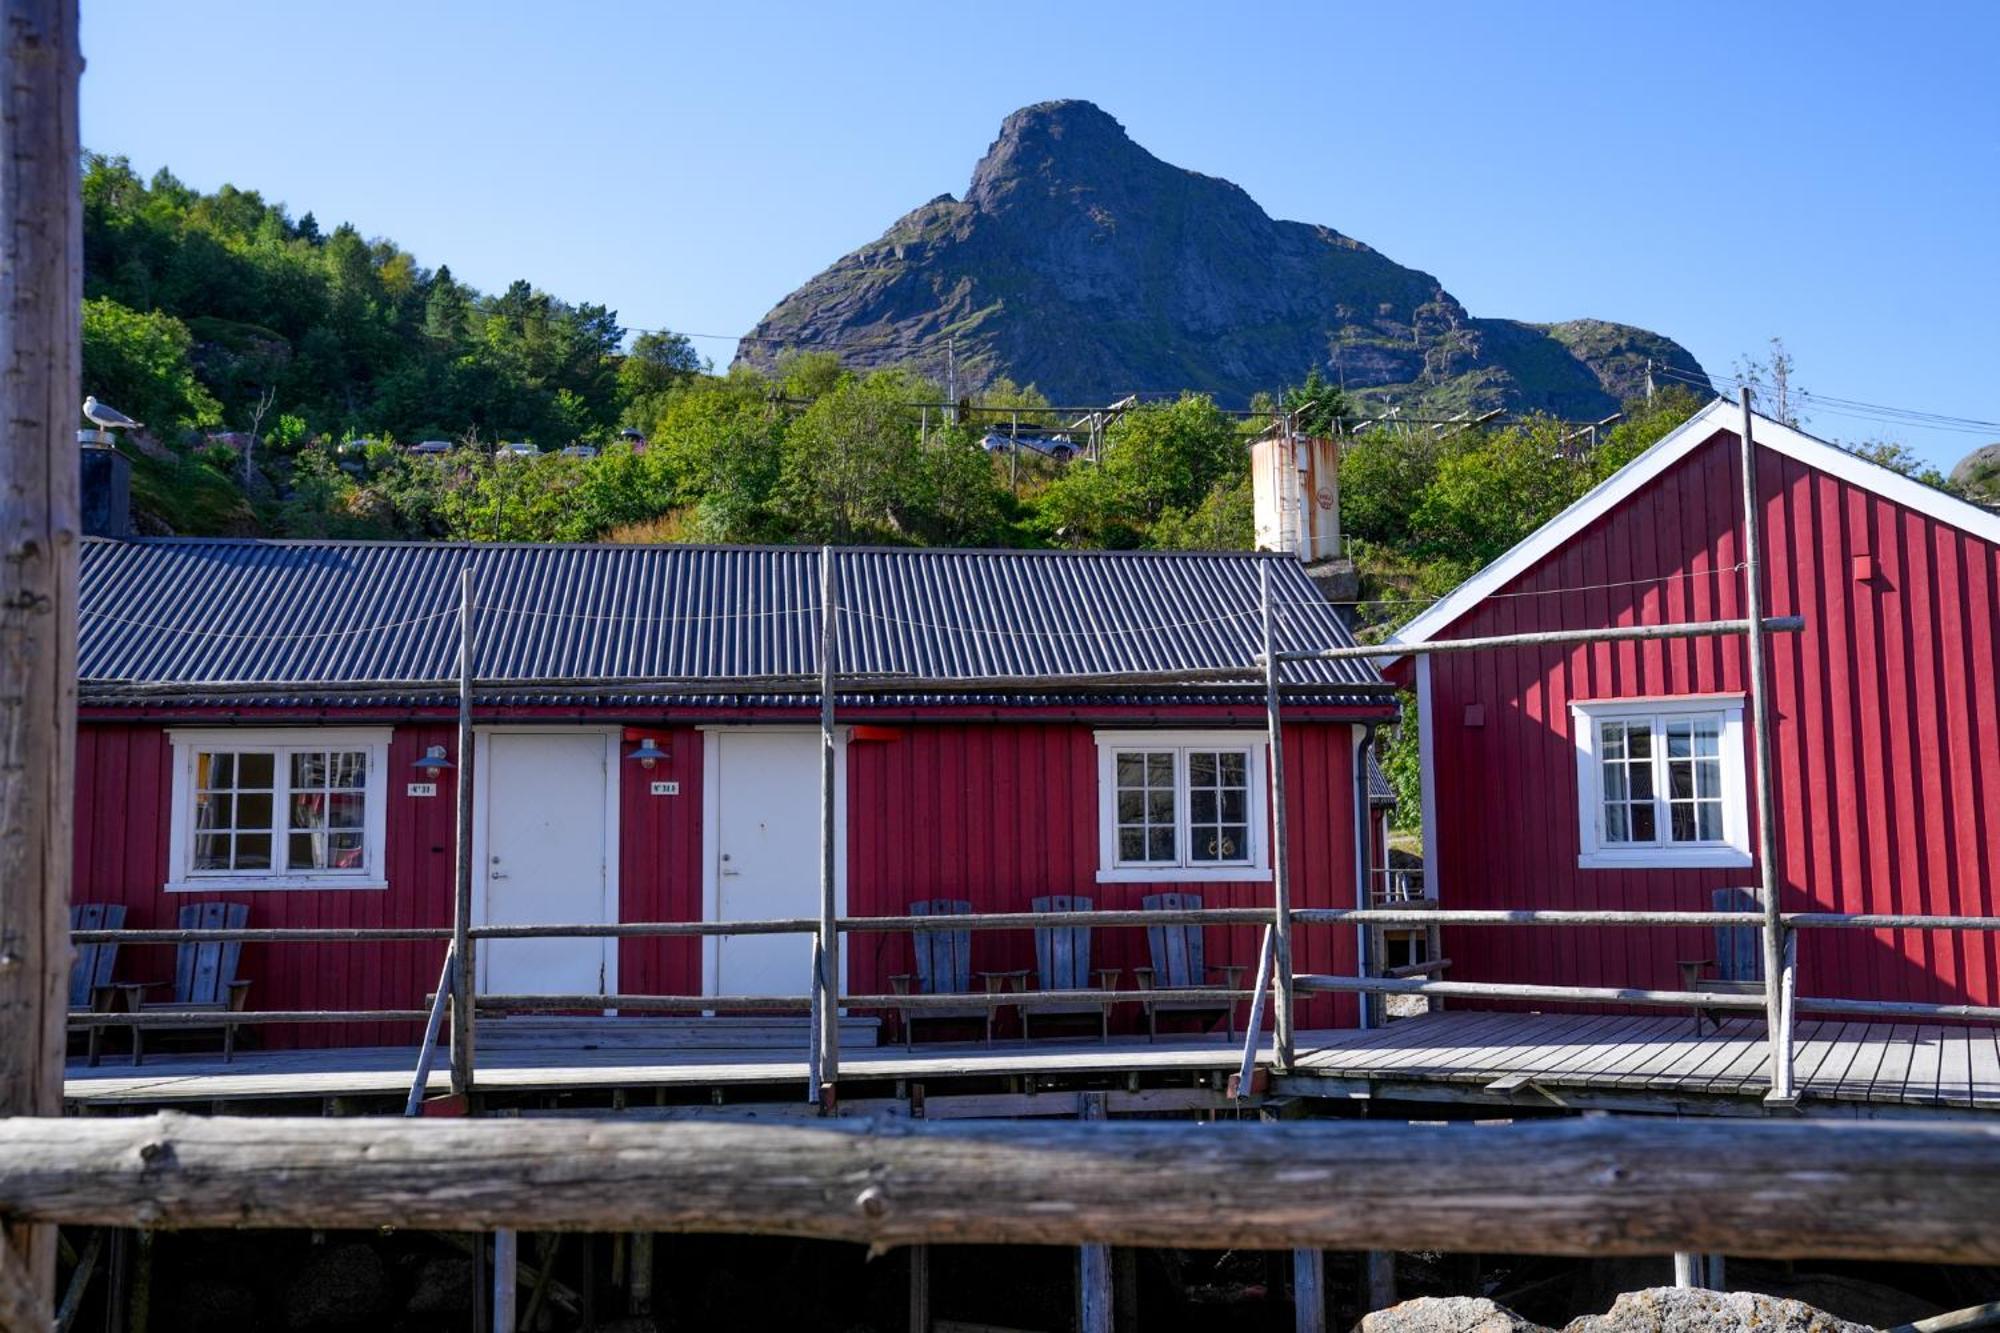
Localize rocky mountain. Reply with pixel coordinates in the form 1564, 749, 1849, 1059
737, 101, 1712, 416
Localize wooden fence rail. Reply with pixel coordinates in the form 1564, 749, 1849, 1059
1, 1114, 1997, 1262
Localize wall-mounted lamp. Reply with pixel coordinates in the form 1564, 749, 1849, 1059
412, 744, 454, 773
626, 738, 670, 770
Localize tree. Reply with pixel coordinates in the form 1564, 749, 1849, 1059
1282, 368, 1353, 437
1032, 394, 1244, 548
619, 330, 704, 401
778, 371, 922, 542
81, 296, 222, 438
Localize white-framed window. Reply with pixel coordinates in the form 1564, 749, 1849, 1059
1570, 698, 1752, 869
1093, 731, 1271, 882
165, 728, 392, 891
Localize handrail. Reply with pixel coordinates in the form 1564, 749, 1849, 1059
405, 945, 456, 1116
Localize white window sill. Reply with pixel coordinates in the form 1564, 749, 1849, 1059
164, 878, 389, 894
1095, 866, 1273, 884
1576, 849, 1753, 870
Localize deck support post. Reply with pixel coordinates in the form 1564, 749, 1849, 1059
0, 0, 83, 1322
1738, 388, 1795, 1105
1672, 1252, 1698, 1288
1261, 563, 1296, 1071
1365, 1250, 1397, 1311
1292, 1248, 1325, 1333
817, 546, 842, 1097
491, 1229, 518, 1333
450, 568, 478, 1095
1077, 1092, 1112, 1333
908, 1244, 929, 1333
628, 1233, 654, 1317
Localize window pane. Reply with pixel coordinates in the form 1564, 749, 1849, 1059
236, 792, 272, 831
1146, 753, 1173, 785
291, 752, 325, 788
1218, 753, 1246, 785
1693, 719, 1721, 756
1147, 827, 1175, 861
1669, 762, 1693, 800
1116, 754, 1143, 786
1627, 728, 1652, 759
1116, 790, 1143, 822
329, 752, 367, 788
238, 753, 274, 788
1604, 766, 1628, 801
1630, 764, 1654, 799
329, 832, 364, 867
290, 832, 321, 868
234, 834, 272, 870
1118, 829, 1144, 861
200, 793, 234, 830
1605, 804, 1629, 842
1600, 723, 1626, 758
1666, 721, 1692, 759
1695, 761, 1720, 799
1147, 789, 1174, 822
1190, 789, 1217, 822
202, 752, 231, 788
1697, 803, 1723, 841
193, 833, 230, 869
292, 792, 328, 830
1670, 804, 1695, 843
1631, 805, 1656, 841
1188, 752, 1216, 784
1220, 789, 1246, 822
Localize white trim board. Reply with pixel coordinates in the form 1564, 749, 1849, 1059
1385, 398, 2000, 659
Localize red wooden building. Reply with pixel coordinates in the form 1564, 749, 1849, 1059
76, 540, 1396, 1045
1385, 401, 2000, 1012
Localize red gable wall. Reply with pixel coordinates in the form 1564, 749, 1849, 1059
1417, 428, 2000, 1009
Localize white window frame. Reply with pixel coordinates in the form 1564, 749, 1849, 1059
165, 727, 392, 892
1570, 696, 1752, 870
1093, 730, 1271, 883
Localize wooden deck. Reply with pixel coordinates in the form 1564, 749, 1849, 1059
62, 1012, 2000, 1118
1284, 1012, 2000, 1116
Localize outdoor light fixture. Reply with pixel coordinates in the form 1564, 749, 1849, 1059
412, 744, 454, 773
626, 738, 670, 769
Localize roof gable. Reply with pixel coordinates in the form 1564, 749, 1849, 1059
1389, 398, 2000, 652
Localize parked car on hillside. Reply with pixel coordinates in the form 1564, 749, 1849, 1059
497, 441, 538, 458
560, 444, 598, 459
980, 430, 1076, 462
408, 439, 450, 455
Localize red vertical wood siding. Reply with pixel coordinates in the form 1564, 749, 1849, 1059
1421, 430, 2000, 1009
845, 721, 1361, 1031
73, 715, 1368, 1046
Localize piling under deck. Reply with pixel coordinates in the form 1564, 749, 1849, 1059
62, 1012, 2000, 1119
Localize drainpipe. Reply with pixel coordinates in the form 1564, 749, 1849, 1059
1353, 722, 1380, 1030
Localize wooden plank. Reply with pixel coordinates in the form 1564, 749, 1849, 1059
1442, 1013, 1618, 1083
1803, 1023, 1874, 1102
1867, 1024, 1922, 1105
1904, 1025, 1948, 1107
1941, 1027, 1976, 1112
1694, 1018, 1778, 1096
1786, 1021, 1849, 1094
1582, 1016, 1710, 1089
10, 1114, 2000, 1262
1330, 1011, 1547, 1078
1518, 1015, 1666, 1085
1830, 1023, 1897, 1104
1967, 1030, 2000, 1111
1644, 1016, 1752, 1094
1293, 1247, 1325, 1333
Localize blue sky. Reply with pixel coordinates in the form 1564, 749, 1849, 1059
81, 1, 1999, 468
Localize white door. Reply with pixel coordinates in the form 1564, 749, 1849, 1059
479, 731, 614, 996
712, 731, 830, 997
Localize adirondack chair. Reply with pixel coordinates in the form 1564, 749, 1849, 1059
68, 903, 126, 1066
1018, 895, 1119, 1042
113, 901, 254, 1064
888, 900, 993, 1048
1677, 887, 1764, 1034
1135, 892, 1247, 1041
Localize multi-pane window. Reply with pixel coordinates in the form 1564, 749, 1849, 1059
170, 731, 389, 888
1097, 734, 1268, 879
1572, 701, 1749, 868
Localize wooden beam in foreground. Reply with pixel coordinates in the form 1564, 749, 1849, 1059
0, 1114, 1997, 1262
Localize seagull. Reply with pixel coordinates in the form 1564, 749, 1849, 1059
83, 396, 142, 431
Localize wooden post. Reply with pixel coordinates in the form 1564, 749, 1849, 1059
491, 1229, 517, 1333
1076, 1093, 1112, 1333
907, 1244, 929, 1333
628, 1233, 653, 1317
1673, 1252, 1697, 1288
1365, 1250, 1397, 1311
451, 568, 477, 1095
1292, 1248, 1324, 1333
1737, 388, 1794, 1105
1261, 563, 1296, 1070
0, 0, 82, 1324
817, 547, 841, 1096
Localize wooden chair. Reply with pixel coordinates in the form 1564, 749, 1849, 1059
110, 901, 254, 1064
1018, 895, 1120, 1043
889, 900, 994, 1048
68, 903, 126, 1066
1135, 892, 1246, 1041
1677, 887, 1764, 1034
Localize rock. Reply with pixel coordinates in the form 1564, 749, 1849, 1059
737, 100, 1712, 416
1563, 1286, 1874, 1333
1951, 441, 2000, 504
283, 1241, 388, 1329
1356, 1295, 1550, 1333
403, 1254, 474, 1316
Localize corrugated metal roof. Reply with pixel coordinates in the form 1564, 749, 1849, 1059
79, 538, 1392, 709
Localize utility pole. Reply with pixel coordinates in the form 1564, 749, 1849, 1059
945, 336, 956, 424
1645, 358, 1655, 406
0, 0, 83, 1322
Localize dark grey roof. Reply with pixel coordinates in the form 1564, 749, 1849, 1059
79, 539, 1393, 710
1366, 751, 1396, 806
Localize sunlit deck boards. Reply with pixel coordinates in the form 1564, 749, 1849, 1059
62, 1014, 2000, 1116
1283, 1012, 2000, 1115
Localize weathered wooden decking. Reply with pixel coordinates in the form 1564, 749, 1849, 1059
1284, 1012, 2000, 1116
62, 1012, 2000, 1117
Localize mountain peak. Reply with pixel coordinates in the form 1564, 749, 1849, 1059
740, 105, 1712, 414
